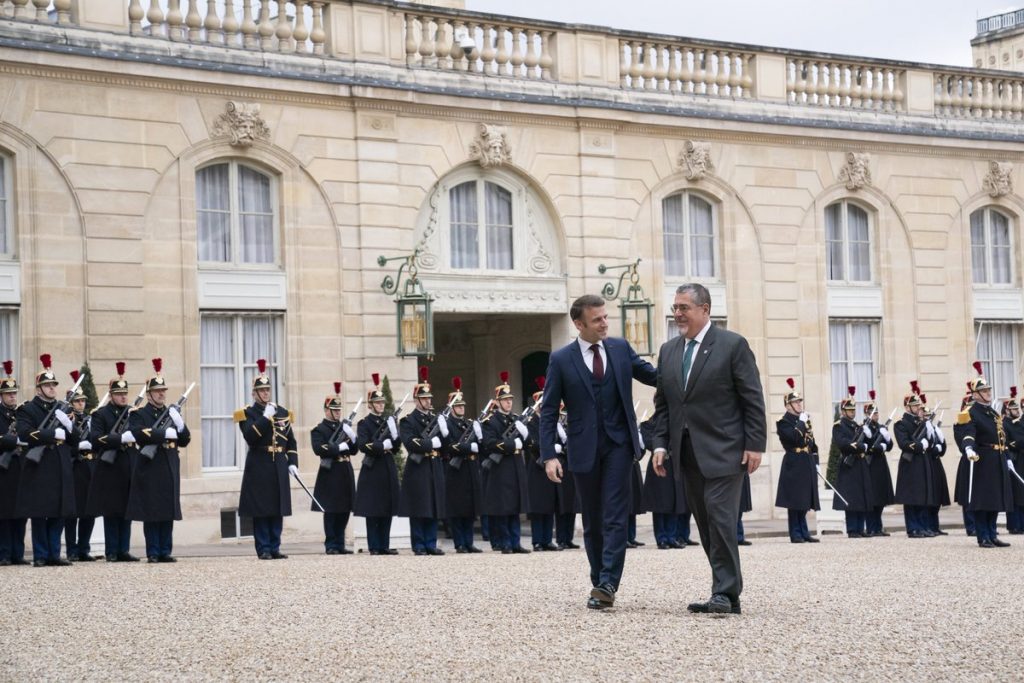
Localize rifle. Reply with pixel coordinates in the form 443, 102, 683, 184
364, 393, 409, 470
449, 399, 493, 471
0, 411, 18, 471
139, 382, 196, 460
25, 372, 86, 465
319, 398, 363, 471
408, 395, 457, 466
99, 386, 147, 464
73, 392, 108, 462
482, 393, 542, 471
905, 400, 942, 462
867, 406, 898, 460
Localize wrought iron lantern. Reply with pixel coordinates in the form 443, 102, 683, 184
378, 250, 434, 358
599, 258, 654, 356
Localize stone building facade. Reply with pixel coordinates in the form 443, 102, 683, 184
0, 0, 1022, 542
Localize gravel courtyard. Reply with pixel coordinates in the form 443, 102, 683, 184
2, 534, 1020, 681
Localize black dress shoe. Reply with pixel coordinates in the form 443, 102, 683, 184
738, 540, 752, 546
934, 529, 949, 536
511, 546, 531, 554
0, 559, 8, 567
847, 532, 864, 538
369, 550, 381, 556
270, 552, 288, 559
158, 556, 177, 563
790, 538, 806, 544
383, 549, 399, 555
992, 538, 1010, 547
66, 555, 78, 562
632, 540, 646, 546
413, 550, 427, 556
467, 545, 483, 553
626, 540, 639, 549
979, 539, 995, 548
117, 553, 141, 562
876, 531, 891, 537
922, 530, 938, 537
10, 558, 27, 566
455, 547, 468, 554
657, 542, 671, 550
106, 555, 119, 562
688, 593, 735, 615
426, 547, 445, 555
684, 540, 700, 546
541, 543, 560, 552
147, 556, 159, 563
258, 552, 273, 560
48, 558, 72, 567
32, 559, 47, 567
533, 544, 543, 552
586, 596, 609, 610
667, 540, 685, 549
563, 541, 580, 549
501, 548, 513, 554
325, 549, 339, 555
804, 536, 820, 543
339, 548, 353, 555
77, 554, 97, 562
590, 583, 616, 607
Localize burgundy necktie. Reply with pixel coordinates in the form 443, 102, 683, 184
590, 344, 604, 381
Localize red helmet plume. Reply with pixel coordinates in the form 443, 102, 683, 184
151, 358, 162, 374
1012, 386, 1018, 399
371, 373, 380, 386
256, 359, 267, 374
2, 360, 12, 376
419, 366, 429, 382
535, 376, 545, 391
868, 390, 876, 400
972, 361, 984, 376
452, 376, 462, 391
70, 370, 80, 382
920, 393, 928, 404
333, 382, 342, 395
909, 380, 920, 395
847, 386, 856, 397
500, 371, 509, 383
115, 361, 126, 376
786, 377, 795, 389
39, 354, 52, 370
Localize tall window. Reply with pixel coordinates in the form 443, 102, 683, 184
825, 201, 871, 282
449, 180, 513, 270
196, 162, 276, 265
0, 308, 17, 363
0, 155, 9, 254
976, 322, 1019, 398
663, 192, 716, 278
829, 320, 878, 413
970, 207, 1012, 285
200, 313, 283, 470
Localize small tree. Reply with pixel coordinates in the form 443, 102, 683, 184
825, 404, 841, 490
381, 375, 405, 477
78, 362, 100, 412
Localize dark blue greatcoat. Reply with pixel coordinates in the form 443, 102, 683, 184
127, 402, 191, 522
640, 417, 688, 515
526, 416, 558, 515
443, 415, 482, 519
864, 420, 895, 507
311, 419, 356, 514
85, 402, 135, 517
398, 408, 446, 519
832, 416, 873, 512
353, 413, 400, 518
894, 413, 938, 507
774, 411, 819, 511
0, 403, 23, 520
480, 410, 529, 516
954, 402, 1013, 513
15, 396, 77, 519
1006, 417, 1024, 507
70, 410, 96, 518
237, 404, 298, 518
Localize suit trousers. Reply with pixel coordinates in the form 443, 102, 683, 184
680, 434, 744, 600
573, 439, 632, 589
64, 516, 96, 558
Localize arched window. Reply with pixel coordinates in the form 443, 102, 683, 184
0, 153, 10, 254
970, 207, 1012, 285
825, 200, 871, 283
662, 191, 717, 278
196, 161, 277, 265
449, 179, 514, 271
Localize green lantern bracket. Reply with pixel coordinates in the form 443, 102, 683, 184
598, 258, 655, 357
378, 250, 435, 359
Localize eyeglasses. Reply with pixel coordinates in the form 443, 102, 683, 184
671, 304, 706, 313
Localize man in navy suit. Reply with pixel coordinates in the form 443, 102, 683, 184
540, 294, 657, 610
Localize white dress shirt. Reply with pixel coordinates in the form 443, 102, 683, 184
576, 337, 608, 375
682, 319, 713, 387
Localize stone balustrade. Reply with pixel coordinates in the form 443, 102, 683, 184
1, 0, 1023, 128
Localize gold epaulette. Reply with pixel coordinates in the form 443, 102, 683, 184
233, 408, 246, 423
833, 420, 841, 426
289, 411, 295, 423
956, 409, 971, 426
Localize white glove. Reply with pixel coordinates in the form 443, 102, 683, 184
470, 442, 478, 453
78, 440, 92, 451
966, 447, 978, 462
430, 436, 442, 449
556, 423, 567, 442
337, 442, 350, 453
514, 438, 523, 450
925, 421, 935, 438
121, 431, 136, 445
382, 438, 393, 451
879, 427, 890, 441
55, 410, 73, 431
387, 416, 398, 440
861, 424, 871, 438
165, 428, 178, 440
168, 407, 185, 431
342, 423, 356, 441
263, 403, 276, 419
514, 420, 528, 438
288, 464, 299, 476
919, 438, 928, 451
637, 431, 645, 451
935, 428, 945, 443
799, 412, 809, 423
554, 444, 563, 454
472, 421, 483, 440
437, 415, 449, 437
54, 427, 66, 441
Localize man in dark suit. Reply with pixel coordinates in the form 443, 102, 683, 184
652, 283, 766, 616
539, 294, 657, 610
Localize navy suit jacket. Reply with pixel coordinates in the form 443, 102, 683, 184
539, 336, 657, 473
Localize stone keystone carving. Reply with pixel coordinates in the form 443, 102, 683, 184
469, 124, 512, 168
838, 152, 872, 191
679, 141, 714, 181
212, 101, 271, 148
983, 161, 1013, 198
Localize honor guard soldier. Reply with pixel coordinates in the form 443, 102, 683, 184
87, 362, 140, 562
863, 391, 895, 536
525, 378, 559, 552
480, 371, 530, 554
553, 402, 579, 550
953, 384, 977, 536
442, 377, 484, 553
831, 387, 874, 538
1003, 388, 1024, 534
0, 361, 27, 566
955, 363, 1013, 548
626, 423, 646, 549
398, 366, 447, 556
919, 393, 949, 535
64, 372, 97, 561
894, 381, 942, 538
354, 374, 400, 555
127, 358, 191, 563
641, 414, 688, 549
774, 378, 820, 543
237, 359, 297, 560
311, 383, 356, 555
15, 355, 77, 566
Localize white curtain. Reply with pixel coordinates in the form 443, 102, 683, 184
970, 210, 987, 284
846, 204, 871, 282
0, 310, 16, 365
0, 158, 7, 254
990, 211, 1011, 285
449, 182, 479, 269
825, 203, 844, 281
196, 164, 230, 263
979, 323, 1019, 398
688, 195, 715, 278
829, 321, 877, 413
485, 182, 513, 270
242, 316, 278, 393
850, 323, 875, 404
662, 194, 686, 277
829, 322, 848, 409
239, 165, 274, 264
200, 316, 237, 468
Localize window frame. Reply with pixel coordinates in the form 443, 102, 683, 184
445, 177, 518, 273
825, 199, 873, 285
195, 160, 281, 269
970, 207, 1015, 287
975, 320, 1021, 399
0, 154, 12, 258
828, 319, 879, 415
0, 307, 18, 368
199, 311, 284, 472
659, 190, 720, 281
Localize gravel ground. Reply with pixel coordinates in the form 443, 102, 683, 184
2, 534, 1021, 681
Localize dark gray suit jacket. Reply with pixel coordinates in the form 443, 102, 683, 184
652, 324, 767, 479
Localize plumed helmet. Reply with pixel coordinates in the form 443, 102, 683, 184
494, 371, 513, 401
146, 358, 167, 392
109, 361, 129, 395
839, 386, 857, 412
324, 381, 344, 411
35, 354, 58, 387
252, 358, 272, 391
413, 366, 432, 399
968, 361, 990, 393
0, 360, 17, 394
447, 376, 466, 407
783, 377, 802, 407
367, 373, 385, 403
